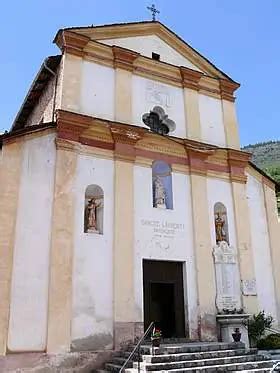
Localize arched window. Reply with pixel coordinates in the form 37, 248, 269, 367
214, 202, 229, 244
84, 185, 104, 234
152, 160, 173, 210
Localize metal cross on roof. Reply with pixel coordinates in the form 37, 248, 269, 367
147, 4, 160, 21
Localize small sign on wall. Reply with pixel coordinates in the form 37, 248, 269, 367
242, 279, 257, 296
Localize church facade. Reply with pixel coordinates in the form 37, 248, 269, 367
0, 21, 279, 355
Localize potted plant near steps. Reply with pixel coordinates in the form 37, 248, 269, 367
151, 327, 162, 347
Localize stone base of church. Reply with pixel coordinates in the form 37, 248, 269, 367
114, 321, 144, 349
0, 350, 113, 372
200, 313, 219, 342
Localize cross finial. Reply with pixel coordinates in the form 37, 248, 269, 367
147, 4, 160, 21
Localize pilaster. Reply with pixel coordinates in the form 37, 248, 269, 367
0, 140, 23, 355
111, 126, 144, 348
47, 139, 78, 353
220, 80, 240, 149
180, 68, 203, 141
61, 53, 83, 113
231, 181, 258, 313
188, 150, 217, 341
113, 46, 139, 124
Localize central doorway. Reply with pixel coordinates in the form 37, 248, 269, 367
143, 260, 185, 338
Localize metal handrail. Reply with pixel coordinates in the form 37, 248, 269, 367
270, 361, 280, 372
119, 321, 155, 373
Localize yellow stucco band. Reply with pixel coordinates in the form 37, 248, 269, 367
115, 68, 133, 123
231, 182, 258, 313
47, 146, 77, 353
113, 159, 135, 323
222, 99, 240, 149
0, 141, 23, 355
61, 54, 82, 113
183, 88, 201, 141
263, 184, 280, 324
190, 174, 216, 341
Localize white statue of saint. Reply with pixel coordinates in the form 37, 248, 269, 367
154, 176, 166, 209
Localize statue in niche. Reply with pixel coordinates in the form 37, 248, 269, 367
215, 212, 227, 243
85, 198, 102, 233
154, 176, 166, 209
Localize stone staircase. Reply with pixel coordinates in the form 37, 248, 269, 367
98, 341, 280, 372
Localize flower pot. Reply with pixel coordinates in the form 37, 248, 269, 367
151, 337, 161, 347
232, 328, 241, 342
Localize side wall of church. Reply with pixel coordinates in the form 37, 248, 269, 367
71, 154, 114, 351
133, 164, 198, 338
26, 61, 63, 127
8, 132, 56, 351
246, 173, 278, 320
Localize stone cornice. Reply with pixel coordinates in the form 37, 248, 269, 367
55, 110, 251, 181
112, 46, 139, 71
180, 67, 203, 90
220, 80, 240, 102
57, 32, 239, 101
56, 30, 90, 57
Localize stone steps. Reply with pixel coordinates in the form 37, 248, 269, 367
100, 342, 279, 373
137, 355, 269, 370
142, 348, 257, 363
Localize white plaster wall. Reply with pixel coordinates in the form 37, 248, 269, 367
8, 133, 56, 351
100, 35, 202, 71
247, 174, 277, 320
71, 154, 114, 350
199, 94, 226, 147
80, 61, 115, 121
132, 75, 186, 138
134, 165, 198, 337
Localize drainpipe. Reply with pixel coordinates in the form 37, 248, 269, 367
43, 59, 58, 123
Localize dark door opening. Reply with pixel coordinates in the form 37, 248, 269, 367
150, 282, 176, 337
143, 260, 186, 338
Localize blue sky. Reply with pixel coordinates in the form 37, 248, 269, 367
0, 0, 279, 145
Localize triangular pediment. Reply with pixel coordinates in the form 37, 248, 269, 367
61, 21, 233, 80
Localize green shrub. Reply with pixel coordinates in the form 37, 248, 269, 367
248, 311, 273, 344
257, 334, 280, 349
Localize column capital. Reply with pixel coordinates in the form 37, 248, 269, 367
110, 124, 145, 162
112, 46, 139, 71
227, 149, 251, 183
220, 79, 240, 102
185, 140, 215, 176
180, 67, 203, 90
55, 30, 90, 57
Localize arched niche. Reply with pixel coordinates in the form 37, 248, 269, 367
84, 184, 104, 234
152, 160, 173, 210
214, 202, 229, 244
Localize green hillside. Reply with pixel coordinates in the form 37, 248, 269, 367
243, 140, 280, 184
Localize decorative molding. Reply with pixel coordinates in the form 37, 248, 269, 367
228, 149, 251, 183
180, 67, 203, 90
67, 21, 227, 79
112, 46, 139, 71
220, 79, 240, 102
56, 30, 90, 57
54, 110, 254, 180
56, 32, 238, 101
